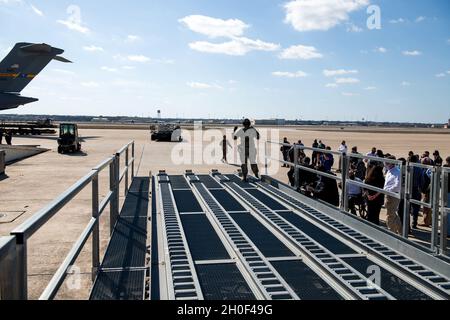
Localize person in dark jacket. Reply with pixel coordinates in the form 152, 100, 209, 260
364, 165, 385, 225
307, 165, 340, 207
433, 150, 443, 167
312, 139, 319, 166
5, 130, 12, 145
407, 155, 426, 229
281, 137, 291, 167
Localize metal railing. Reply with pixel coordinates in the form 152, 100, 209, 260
264, 141, 449, 255
0, 141, 135, 300
440, 167, 449, 255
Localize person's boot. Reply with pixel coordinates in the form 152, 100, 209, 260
251, 165, 260, 179
241, 165, 249, 182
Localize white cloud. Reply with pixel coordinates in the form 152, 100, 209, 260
284, 0, 369, 32
126, 35, 141, 43
57, 18, 90, 34
375, 47, 387, 53
279, 45, 323, 60
187, 82, 223, 90
364, 86, 377, 90
403, 50, 422, 56
342, 92, 359, 96
272, 71, 308, 78
122, 66, 136, 70
180, 14, 278, 57
179, 15, 249, 38
447, 70, 450, 75
323, 69, 358, 77
435, 73, 446, 78
335, 77, 360, 84
81, 81, 100, 88
101, 66, 118, 72
114, 54, 173, 64
127, 55, 151, 63
189, 37, 279, 56
325, 83, 338, 88
83, 45, 104, 52
0, 0, 23, 5
346, 23, 363, 33
415, 16, 426, 23
401, 81, 411, 86
30, 4, 43, 16
389, 18, 405, 24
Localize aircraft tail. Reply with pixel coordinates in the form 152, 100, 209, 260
0, 42, 71, 94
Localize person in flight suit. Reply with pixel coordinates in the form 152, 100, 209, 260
234, 119, 260, 182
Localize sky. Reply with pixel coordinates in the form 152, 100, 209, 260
0, 0, 449, 123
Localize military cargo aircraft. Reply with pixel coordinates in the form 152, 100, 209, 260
0, 42, 71, 111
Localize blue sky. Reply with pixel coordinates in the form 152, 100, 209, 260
0, 0, 449, 122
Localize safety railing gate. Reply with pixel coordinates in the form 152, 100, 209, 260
0, 141, 135, 300
264, 141, 449, 256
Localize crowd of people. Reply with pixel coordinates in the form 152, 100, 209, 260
281, 138, 450, 235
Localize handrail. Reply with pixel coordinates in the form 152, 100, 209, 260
1, 141, 136, 300
347, 179, 400, 199
39, 218, 97, 300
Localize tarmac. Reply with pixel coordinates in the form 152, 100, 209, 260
0, 126, 448, 299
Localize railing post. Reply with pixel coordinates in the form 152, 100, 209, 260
115, 152, 120, 222
440, 170, 448, 255
403, 164, 412, 238
430, 167, 440, 253
12, 234, 27, 300
0, 236, 20, 300
294, 145, 300, 190
264, 141, 269, 176
125, 147, 129, 196
91, 173, 100, 282
131, 142, 135, 180
340, 153, 348, 211
109, 159, 118, 235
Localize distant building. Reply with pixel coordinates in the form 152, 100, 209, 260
257, 119, 286, 126
91, 117, 110, 123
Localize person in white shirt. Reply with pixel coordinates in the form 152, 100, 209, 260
337, 141, 348, 173
234, 119, 260, 182
384, 156, 403, 235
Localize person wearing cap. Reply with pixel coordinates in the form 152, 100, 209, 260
234, 119, 260, 182
433, 151, 443, 167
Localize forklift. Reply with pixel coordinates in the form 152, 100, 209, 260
57, 123, 82, 154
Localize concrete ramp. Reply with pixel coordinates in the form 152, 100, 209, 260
0, 145, 49, 164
